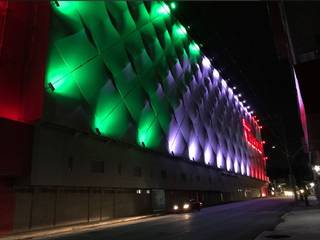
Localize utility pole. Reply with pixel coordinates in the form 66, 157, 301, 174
282, 138, 298, 201
276, 115, 299, 201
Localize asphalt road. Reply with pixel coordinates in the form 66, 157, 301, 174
44, 198, 293, 240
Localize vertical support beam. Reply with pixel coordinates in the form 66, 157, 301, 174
28, 187, 34, 230
53, 187, 58, 226
87, 187, 90, 223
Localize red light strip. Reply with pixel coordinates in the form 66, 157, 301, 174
242, 119, 264, 154
242, 119, 251, 132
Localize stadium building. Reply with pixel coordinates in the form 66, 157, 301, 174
0, 1, 268, 235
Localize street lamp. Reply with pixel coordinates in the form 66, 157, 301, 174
312, 165, 320, 175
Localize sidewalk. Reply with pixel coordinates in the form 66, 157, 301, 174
255, 196, 320, 240
0, 213, 163, 240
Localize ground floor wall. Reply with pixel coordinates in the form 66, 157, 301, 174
0, 179, 15, 236
30, 123, 266, 192
5, 185, 262, 235
10, 187, 151, 233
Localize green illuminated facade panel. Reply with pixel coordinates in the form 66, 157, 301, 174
46, 0, 200, 148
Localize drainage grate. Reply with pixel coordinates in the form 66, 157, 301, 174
265, 234, 291, 239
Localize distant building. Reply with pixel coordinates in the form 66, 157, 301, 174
0, 1, 268, 235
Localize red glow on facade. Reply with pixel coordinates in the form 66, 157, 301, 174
242, 119, 267, 181
242, 119, 264, 154
0, 1, 50, 123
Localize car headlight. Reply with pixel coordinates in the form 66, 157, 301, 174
173, 205, 179, 210
183, 203, 190, 209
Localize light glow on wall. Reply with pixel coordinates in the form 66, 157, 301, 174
246, 164, 250, 177
172, 23, 187, 40
226, 155, 231, 171
241, 161, 245, 175
45, 57, 75, 96
221, 79, 228, 90
168, 125, 184, 156
137, 110, 161, 149
202, 56, 211, 68
156, 3, 170, 15
204, 144, 212, 165
168, 135, 178, 155
228, 87, 234, 97
217, 150, 223, 168
189, 41, 200, 56
188, 139, 198, 161
213, 69, 220, 79
234, 159, 239, 173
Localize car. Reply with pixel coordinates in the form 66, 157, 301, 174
172, 199, 203, 213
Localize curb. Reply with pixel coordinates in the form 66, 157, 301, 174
254, 199, 320, 240
0, 213, 163, 240
253, 204, 293, 240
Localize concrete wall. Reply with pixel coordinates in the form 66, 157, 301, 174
11, 185, 261, 233
31, 123, 265, 193
12, 187, 152, 233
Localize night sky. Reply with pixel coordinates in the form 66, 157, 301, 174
176, 2, 311, 184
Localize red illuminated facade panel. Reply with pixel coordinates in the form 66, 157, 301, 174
0, 1, 50, 123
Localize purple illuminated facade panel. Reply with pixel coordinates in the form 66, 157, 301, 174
167, 55, 267, 181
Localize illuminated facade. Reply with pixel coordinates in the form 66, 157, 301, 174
45, 1, 267, 179
0, 1, 268, 235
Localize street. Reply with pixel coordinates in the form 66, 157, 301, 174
42, 198, 293, 240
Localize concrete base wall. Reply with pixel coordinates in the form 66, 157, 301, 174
11, 187, 152, 233
11, 185, 261, 233
30, 123, 266, 192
